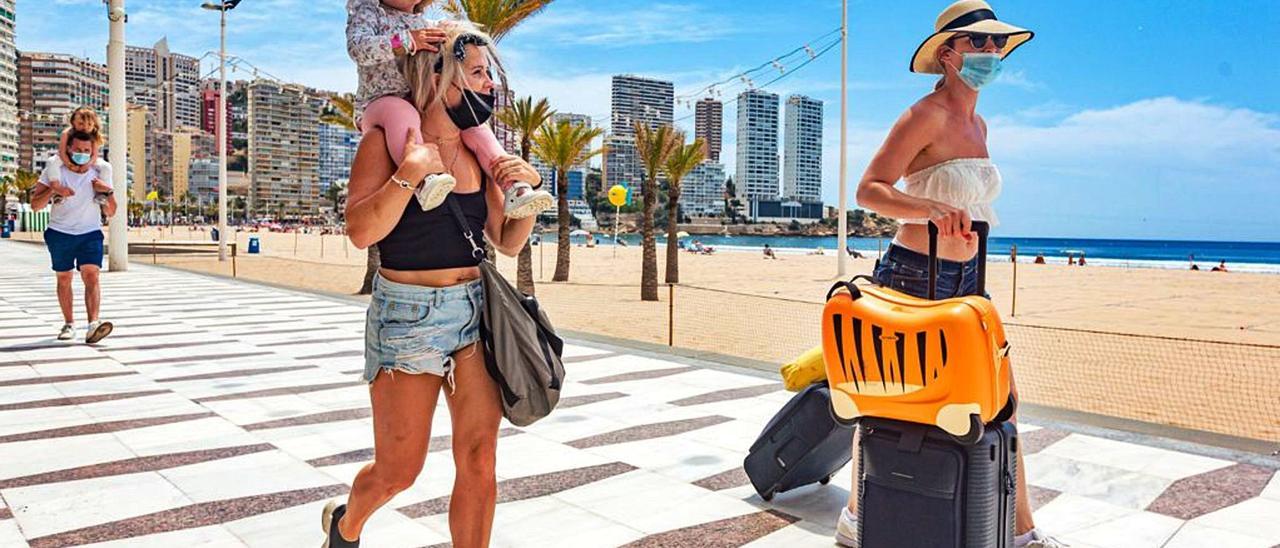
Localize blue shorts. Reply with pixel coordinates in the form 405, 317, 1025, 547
363, 274, 485, 384
44, 228, 104, 272
872, 244, 986, 299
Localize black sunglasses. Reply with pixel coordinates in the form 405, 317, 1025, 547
956, 33, 1009, 49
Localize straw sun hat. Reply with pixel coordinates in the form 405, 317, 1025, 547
910, 0, 1034, 74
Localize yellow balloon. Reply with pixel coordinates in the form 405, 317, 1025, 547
607, 185, 628, 207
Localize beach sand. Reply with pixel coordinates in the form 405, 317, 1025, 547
16, 227, 1278, 441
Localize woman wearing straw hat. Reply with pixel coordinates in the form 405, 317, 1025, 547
842, 2, 1065, 547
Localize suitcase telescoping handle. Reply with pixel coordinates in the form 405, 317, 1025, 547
926, 220, 990, 300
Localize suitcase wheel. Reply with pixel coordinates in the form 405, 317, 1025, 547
819, 475, 832, 485
952, 414, 985, 445
761, 490, 775, 502
994, 393, 1017, 424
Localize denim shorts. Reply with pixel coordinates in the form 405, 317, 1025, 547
45, 228, 103, 272
363, 273, 485, 385
872, 244, 986, 299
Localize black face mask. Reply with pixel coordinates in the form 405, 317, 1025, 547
446, 88, 495, 130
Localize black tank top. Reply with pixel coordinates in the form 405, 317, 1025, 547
378, 180, 488, 271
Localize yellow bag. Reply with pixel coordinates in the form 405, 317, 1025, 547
780, 345, 828, 391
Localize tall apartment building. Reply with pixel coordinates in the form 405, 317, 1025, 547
610, 75, 673, 138
201, 88, 233, 154
0, 1, 19, 175
318, 122, 359, 195
491, 83, 518, 154
735, 89, 780, 201
694, 98, 722, 162
606, 75, 672, 195
247, 79, 324, 217
188, 158, 218, 203
125, 38, 200, 132
553, 112, 593, 129
680, 161, 726, 216
782, 94, 823, 202
17, 52, 108, 172
150, 129, 211, 199
126, 104, 148, 200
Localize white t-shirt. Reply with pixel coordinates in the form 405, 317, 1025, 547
40, 163, 106, 236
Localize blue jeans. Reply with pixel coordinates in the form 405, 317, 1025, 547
363, 274, 484, 385
872, 244, 984, 299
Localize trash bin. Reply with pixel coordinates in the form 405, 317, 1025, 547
1, 224, 9, 239
248, 236, 260, 254
210, 227, 219, 242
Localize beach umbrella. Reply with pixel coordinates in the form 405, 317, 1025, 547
676, 231, 690, 238
570, 229, 590, 237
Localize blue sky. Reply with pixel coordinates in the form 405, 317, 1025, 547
17, 0, 1280, 241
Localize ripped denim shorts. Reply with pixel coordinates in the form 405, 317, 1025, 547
363, 273, 484, 389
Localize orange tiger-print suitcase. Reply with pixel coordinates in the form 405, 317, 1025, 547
821, 222, 1014, 443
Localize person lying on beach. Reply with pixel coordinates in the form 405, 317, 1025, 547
1212, 260, 1228, 272
1034, 253, 1046, 264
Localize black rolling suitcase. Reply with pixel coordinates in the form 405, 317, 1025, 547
857, 416, 1018, 548
745, 383, 855, 501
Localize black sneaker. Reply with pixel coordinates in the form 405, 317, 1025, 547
320, 499, 359, 548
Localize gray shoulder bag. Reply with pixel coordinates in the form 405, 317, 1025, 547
446, 196, 565, 426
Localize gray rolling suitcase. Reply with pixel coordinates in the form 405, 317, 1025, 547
745, 383, 855, 501
857, 416, 1018, 547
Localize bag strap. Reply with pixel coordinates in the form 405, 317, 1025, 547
825, 274, 880, 301
445, 195, 487, 263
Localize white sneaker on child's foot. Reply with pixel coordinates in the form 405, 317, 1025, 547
414, 173, 457, 211
504, 182, 554, 219
57, 324, 74, 341
834, 506, 859, 547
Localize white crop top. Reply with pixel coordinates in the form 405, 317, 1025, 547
900, 158, 1001, 227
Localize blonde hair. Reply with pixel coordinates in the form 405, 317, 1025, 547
70, 106, 105, 146
399, 20, 504, 115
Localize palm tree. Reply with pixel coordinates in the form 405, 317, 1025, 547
320, 94, 358, 131
442, 0, 554, 41
495, 96, 554, 294
633, 122, 680, 301
13, 169, 38, 205
0, 175, 13, 221
325, 179, 347, 213
531, 119, 603, 282
662, 136, 706, 284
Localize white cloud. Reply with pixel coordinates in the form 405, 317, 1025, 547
991, 68, 1042, 91
827, 97, 1280, 240
807, 97, 1280, 240
514, 3, 738, 47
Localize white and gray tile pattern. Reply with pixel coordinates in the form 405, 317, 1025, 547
0, 241, 1277, 547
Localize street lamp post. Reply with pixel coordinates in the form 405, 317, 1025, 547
106, 0, 128, 271
837, 0, 850, 278
202, 0, 239, 261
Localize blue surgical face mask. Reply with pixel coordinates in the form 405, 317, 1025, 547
71, 152, 92, 166
951, 52, 1003, 91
